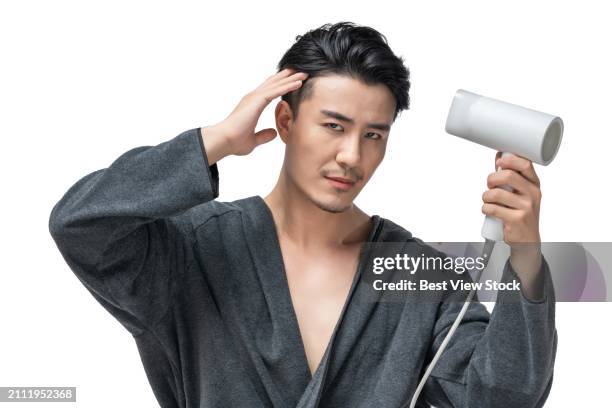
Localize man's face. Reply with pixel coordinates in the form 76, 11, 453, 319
276, 74, 396, 213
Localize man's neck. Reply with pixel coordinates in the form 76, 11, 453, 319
263, 176, 373, 251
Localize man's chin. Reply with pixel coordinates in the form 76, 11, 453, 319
308, 195, 353, 214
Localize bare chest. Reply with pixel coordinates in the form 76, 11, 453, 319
280, 244, 362, 376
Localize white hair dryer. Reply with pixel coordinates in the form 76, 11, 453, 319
406, 89, 564, 408
445, 89, 564, 241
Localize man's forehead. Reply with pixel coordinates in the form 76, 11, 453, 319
302, 75, 396, 124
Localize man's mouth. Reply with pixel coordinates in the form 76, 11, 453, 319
324, 176, 356, 190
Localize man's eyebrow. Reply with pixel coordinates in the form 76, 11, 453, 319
319, 109, 391, 131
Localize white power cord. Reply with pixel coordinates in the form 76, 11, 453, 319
403, 239, 497, 408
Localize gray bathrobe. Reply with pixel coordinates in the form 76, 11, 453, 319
48, 127, 557, 408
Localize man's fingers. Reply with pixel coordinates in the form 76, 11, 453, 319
277, 67, 298, 77
481, 202, 518, 222
260, 69, 291, 87
482, 187, 529, 210
254, 128, 278, 145
487, 169, 533, 194
259, 68, 303, 89
264, 76, 307, 102
495, 152, 540, 187
254, 71, 308, 103
268, 71, 308, 89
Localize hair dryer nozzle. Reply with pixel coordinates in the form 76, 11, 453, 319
445, 89, 563, 165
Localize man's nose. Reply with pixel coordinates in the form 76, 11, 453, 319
335, 135, 361, 168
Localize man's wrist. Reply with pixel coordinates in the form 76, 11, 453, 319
200, 124, 234, 165
510, 244, 545, 301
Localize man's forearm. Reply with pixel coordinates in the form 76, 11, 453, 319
200, 124, 234, 165
510, 246, 545, 302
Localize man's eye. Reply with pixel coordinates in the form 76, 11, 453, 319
366, 132, 382, 140
325, 123, 343, 131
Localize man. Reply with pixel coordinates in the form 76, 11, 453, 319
49, 22, 556, 407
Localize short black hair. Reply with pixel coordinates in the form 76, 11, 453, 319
277, 21, 411, 122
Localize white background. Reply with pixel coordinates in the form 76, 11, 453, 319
1, 0, 610, 406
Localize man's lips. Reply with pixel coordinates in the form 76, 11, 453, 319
325, 176, 356, 189
325, 176, 355, 184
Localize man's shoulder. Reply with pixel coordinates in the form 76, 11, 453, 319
377, 216, 412, 241
175, 195, 259, 230
378, 215, 445, 257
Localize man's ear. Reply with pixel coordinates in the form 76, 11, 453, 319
274, 100, 294, 144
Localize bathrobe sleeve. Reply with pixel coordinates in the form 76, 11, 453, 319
48, 127, 219, 336
421, 255, 557, 408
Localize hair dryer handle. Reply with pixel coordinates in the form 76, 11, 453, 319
481, 152, 513, 241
